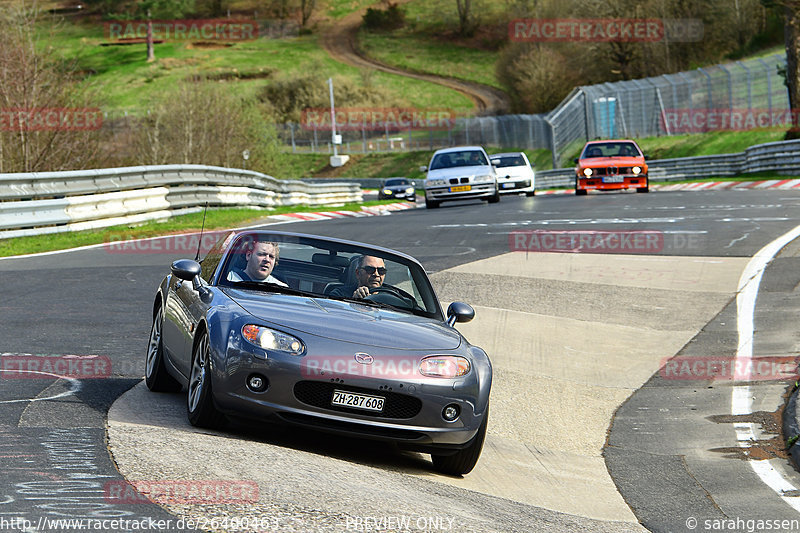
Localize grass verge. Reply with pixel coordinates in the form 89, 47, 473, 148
0, 201, 401, 258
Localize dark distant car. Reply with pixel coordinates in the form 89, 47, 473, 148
574, 140, 649, 195
378, 178, 416, 202
145, 230, 492, 475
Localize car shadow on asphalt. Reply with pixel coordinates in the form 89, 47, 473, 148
135, 386, 439, 476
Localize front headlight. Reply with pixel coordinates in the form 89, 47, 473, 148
242, 325, 304, 355
382, 188, 392, 195
582, 168, 593, 177
426, 179, 447, 187
632, 166, 641, 175
419, 355, 471, 378
405, 187, 414, 194
472, 174, 495, 184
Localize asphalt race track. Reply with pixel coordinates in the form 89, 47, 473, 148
4, 189, 800, 532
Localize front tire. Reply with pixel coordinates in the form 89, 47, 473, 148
425, 198, 439, 209
145, 306, 181, 392
187, 331, 225, 428
431, 408, 489, 476
636, 178, 649, 193
487, 188, 500, 203
525, 190, 536, 197
575, 178, 587, 196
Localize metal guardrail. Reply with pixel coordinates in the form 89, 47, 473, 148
0, 165, 361, 239
534, 139, 800, 188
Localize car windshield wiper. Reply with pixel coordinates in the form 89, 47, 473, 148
228, 280, 318, 298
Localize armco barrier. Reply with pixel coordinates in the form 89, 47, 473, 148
0, 165, 360, 239
535, 139, 800, 188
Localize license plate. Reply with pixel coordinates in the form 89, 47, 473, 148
331, 390, 385, 412
603, 176, 624, 183
450, 185, 471, 192
501, 183, 514, 189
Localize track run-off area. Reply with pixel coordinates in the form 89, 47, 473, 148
4, 188, 800, 532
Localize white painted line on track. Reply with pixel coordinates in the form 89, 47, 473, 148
0, 370, 82, 404
733, 223, 800, 510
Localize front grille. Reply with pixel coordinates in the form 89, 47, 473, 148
294, 381, 422, 419
594, 167, 632, 176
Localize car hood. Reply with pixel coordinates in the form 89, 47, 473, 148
384, 184, 412, 191
225, 289, 461, 350
578, 156, 645, 167
427, 165, 493, 180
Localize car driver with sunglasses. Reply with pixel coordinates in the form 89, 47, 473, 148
351, 255, 387, 298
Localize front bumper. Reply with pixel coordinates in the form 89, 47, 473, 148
498, 179, 532, 193
212, 345, 487, 448
425, 183, 497, 202
576, 175, 647, 191
379, 190, 416, 200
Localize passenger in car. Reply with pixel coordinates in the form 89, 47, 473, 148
328, 255, 385, 298
227, 240, 288, 286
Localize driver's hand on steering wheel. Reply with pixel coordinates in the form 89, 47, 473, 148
352, 286, 371, 299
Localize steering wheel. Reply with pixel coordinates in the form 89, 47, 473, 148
364, 285, 417, 309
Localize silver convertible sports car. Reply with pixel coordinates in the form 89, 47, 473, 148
145, 230, 492, 475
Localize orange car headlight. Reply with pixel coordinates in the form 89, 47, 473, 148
582, 168, 593, 177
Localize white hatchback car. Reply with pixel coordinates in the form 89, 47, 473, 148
421, 146, 500, 209
490, 152, 536, 196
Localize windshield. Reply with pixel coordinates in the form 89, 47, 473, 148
581, 142, 641, 158
385, 178, 410, 186
430, 150, 489, 170
216, 232, 442, 319
491, 155, 526, 168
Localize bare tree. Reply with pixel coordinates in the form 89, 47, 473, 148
456, 0, 473, 36
300, 0, 316, 28
136, 81, 283, 172
782, 0, 800, 138
0, 5, 103, 172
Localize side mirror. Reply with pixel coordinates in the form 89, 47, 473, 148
419, 165, 427, 173
643, 154, 650, 160
446, 301, 475, 327
171, 259, 201, 281
573, 158, 579, 164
